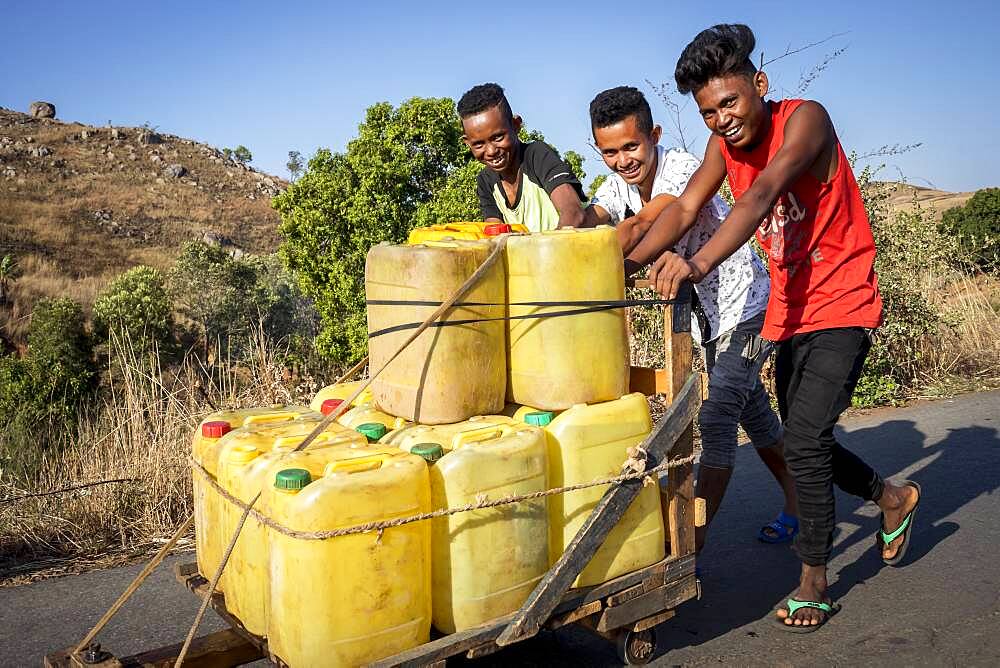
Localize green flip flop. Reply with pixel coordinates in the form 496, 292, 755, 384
775, 598, 841, 633
878, 480, 921, 566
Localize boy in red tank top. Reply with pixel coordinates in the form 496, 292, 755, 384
625, 24, 922, 631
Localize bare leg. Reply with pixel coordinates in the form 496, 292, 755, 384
695, 464, 733, 552
755, 439, 799, 517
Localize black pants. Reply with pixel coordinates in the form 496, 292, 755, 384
775, 327, 885, 566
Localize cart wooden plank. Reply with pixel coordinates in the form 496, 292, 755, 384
495, 370, 701, 647
596, 575, 698, 632
43, 629, 262, 668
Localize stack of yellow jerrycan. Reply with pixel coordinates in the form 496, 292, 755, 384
366, 238, 506, 423
515, 394, 664, 586
215, 417, 369, 637
383, 416, 548, 633
263, 446, 432, 667
191, 405, 315, 591
505, 225, 629, 409
406, 221, 528, 244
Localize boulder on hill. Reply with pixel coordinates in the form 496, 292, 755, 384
164, 164, 186, 178
29, 101, 56, 118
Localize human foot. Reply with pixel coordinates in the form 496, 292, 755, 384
878, 480, 921, 564
775, 565, 833, 630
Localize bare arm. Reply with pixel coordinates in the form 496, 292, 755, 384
551, 183, 587, 228
623, 141, 727, 275
649, 101, 835, 299
616, 193, 678, 255
582, 202, 610, 229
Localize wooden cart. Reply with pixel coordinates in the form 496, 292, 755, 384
45, 282, 701, 668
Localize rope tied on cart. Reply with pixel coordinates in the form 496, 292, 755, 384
189, 449, 697, 541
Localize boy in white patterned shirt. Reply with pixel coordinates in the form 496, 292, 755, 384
586, 86, 798, 550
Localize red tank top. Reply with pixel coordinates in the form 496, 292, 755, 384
719, 99, 883, 341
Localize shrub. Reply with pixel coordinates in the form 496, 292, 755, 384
92, 266, 172, 350
853, 170, 968, 406
0, 298, 96, 477
940, 187, 1000, 271
167, 242, 316, 359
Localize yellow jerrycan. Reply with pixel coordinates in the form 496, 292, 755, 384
366, 239, 506, 424
216, 420, 368, 637
505, 225, 629, 410
522, 393, 664, 587
264, 447, 432, 667
385, 417, 549, 632
310, 380, 373, 413
407, 221, 528, 244
192, 405, 314, 589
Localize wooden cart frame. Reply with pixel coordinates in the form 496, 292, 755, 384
45, 282, 701, 668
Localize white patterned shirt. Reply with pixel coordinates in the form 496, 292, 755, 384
592, 145, 771, 343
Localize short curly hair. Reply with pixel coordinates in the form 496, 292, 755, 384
589, 86, 654, 135
675, 24, 758, 95
457, 83, 514, 123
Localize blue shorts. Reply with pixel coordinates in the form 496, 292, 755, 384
698, 311, 783, 470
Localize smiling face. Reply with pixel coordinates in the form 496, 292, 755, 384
593, 115, 662, 190
693, 71, 770, 150
462, 105, 522, 177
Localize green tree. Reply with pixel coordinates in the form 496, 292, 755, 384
274, 98, 589, 363
274, 97, 470, 362
940, 187, 1000, 271
93, 266, 172, 350
587, 174, 607, 200
233, 145, 253, 164
286, 150, 304, 182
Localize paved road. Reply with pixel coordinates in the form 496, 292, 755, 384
3, 391, 998, 667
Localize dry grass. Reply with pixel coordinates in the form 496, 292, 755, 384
916, 271, 1000, 396
0, 329, 315, 584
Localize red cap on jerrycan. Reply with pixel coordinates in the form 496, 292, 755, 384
201, 421, 232, 439
484, 223, 512, 236
321, 398, 345, 416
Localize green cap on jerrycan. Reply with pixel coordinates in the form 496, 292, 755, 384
275, 468, 312, 490
411, 443, 444, 463
357, 422, 387, 442
524, 411, 554, 427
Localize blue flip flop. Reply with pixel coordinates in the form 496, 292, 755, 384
759, 511, 799, 544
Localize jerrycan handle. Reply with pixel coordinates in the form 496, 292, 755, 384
241, 411, 303, 426
324, 454, 390, 475
273, 431, 340, 449
452, 424, 509, 448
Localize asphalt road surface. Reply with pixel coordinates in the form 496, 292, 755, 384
4, 391, 998, 667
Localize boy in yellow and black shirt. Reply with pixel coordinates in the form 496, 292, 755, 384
459, 83, 586, 232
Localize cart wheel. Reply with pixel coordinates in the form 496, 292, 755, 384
616, 628, 657, 665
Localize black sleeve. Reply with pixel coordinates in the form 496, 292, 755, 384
524, 142, 586, 202
477, 169, 503, 220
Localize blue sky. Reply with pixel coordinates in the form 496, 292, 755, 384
3, 1, 996, 192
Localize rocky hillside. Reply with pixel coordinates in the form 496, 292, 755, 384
0, 104, 287, 347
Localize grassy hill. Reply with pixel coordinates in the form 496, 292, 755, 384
0, 107, 286, 349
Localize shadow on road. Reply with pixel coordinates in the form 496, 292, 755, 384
654, 418, 1000, 661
